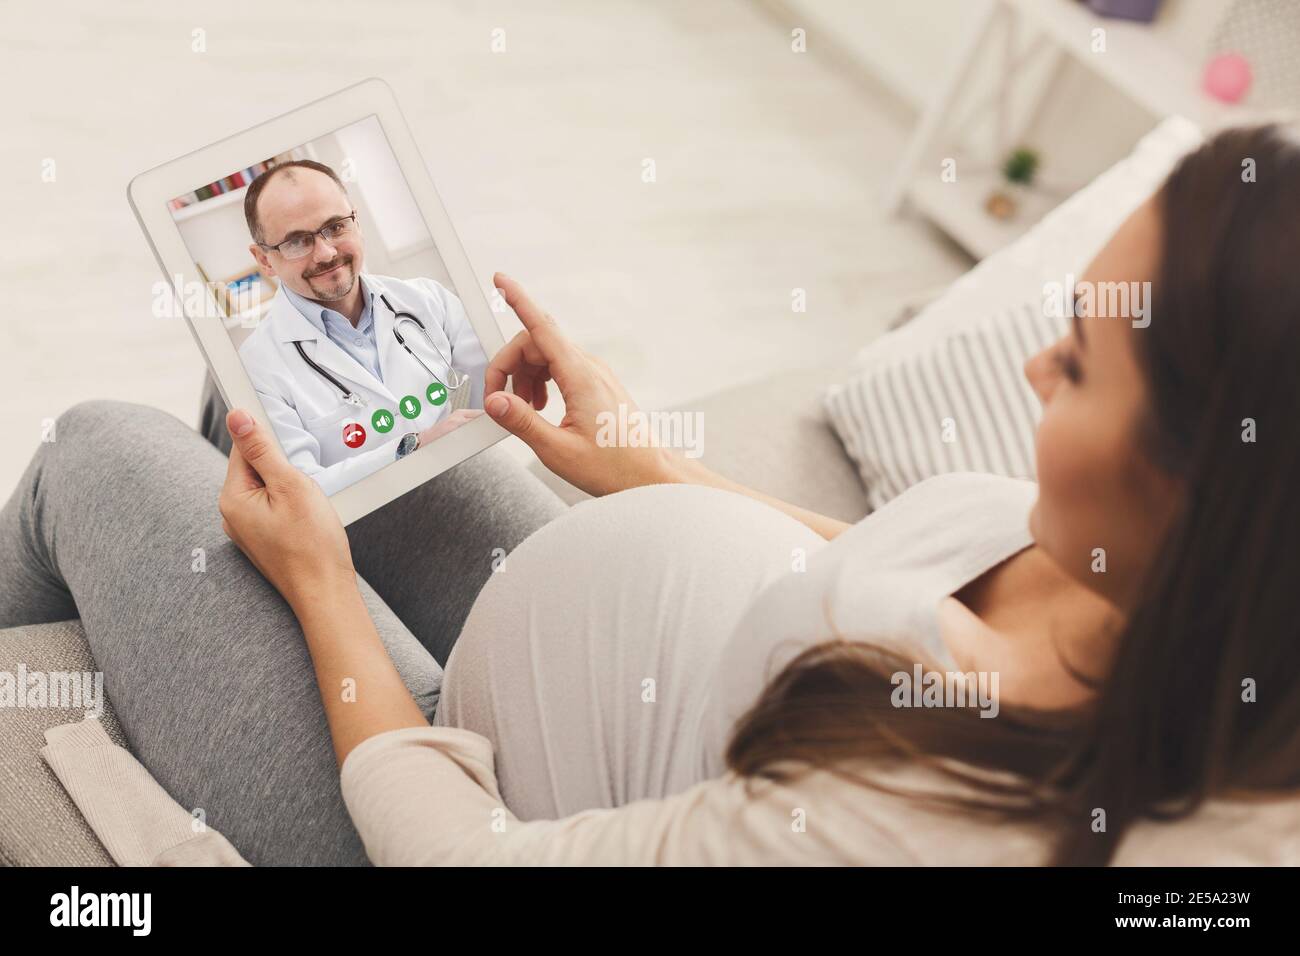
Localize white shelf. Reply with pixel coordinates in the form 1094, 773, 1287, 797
887, 0, 1239, 260
907, 167, 1061, 260
1005, 0, 1228, 127
172, 185, 247, 222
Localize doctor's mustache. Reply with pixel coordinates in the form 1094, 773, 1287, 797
303, 255, 354, 278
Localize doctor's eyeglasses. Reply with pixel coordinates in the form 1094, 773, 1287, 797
260, 212, 359, 260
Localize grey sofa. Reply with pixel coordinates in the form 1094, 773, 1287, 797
0, 366, 868, 866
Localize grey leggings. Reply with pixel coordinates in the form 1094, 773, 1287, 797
0, 388, 565, 865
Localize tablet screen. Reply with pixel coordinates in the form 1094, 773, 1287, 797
167, 114, 488, 496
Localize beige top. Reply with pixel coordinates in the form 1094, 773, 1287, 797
43, 714, 1300, 866
338, 724, 1300, 866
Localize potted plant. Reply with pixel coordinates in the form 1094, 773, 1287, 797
985, 147, 1040, 221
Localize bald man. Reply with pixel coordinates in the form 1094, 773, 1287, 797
237, 159, 486, 495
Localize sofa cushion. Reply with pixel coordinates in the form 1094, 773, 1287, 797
825, 301, 1067, 510
0, 619, 123, 866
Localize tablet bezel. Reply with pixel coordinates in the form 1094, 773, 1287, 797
128, 77, 509, 525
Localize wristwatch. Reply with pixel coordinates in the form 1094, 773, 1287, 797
395, 432, 420, 460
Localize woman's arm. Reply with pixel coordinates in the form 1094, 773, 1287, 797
291, 583, 428, 765
483, 274, 850, 540
218, 410, 428, 766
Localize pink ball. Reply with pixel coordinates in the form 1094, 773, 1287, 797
1203, 53, 1252, 104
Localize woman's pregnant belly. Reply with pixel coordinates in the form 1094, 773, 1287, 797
433, 483, 827, 820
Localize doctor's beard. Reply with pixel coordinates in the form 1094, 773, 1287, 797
303, 255, 356, 301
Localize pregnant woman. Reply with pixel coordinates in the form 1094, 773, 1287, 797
3, 125, 1299, 866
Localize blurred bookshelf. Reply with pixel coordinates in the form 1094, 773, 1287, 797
169, 148, 306, 222
172, 187, 245, 222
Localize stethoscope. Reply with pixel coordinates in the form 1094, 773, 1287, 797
291, 293, 468, 409
383, 293, 469, 393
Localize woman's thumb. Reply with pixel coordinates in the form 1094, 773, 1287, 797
486, 391, 558, 453
227, 409, 292, 483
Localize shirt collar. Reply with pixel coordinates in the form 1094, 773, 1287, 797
282, 274, 374, 337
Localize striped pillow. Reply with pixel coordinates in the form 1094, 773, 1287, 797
824, 302, 1067, 510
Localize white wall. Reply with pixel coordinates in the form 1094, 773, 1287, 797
769, 0, 989, 111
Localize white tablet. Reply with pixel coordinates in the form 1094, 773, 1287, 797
129, 77, 509, 525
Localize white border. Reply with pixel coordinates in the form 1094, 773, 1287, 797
128, 78, 509, 525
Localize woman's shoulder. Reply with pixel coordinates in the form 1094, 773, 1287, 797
729, 471, 1038, 652
864, 471, 1038, 530
831, 471, 1039, 593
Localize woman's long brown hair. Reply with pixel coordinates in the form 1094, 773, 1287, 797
725, 125, 1300, 865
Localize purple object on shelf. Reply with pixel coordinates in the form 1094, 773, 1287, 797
1087, 0, 1164, 22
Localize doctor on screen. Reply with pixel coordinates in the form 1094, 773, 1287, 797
237, 159, 487, 496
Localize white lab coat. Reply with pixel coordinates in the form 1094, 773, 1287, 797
238, 273, 488, 496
